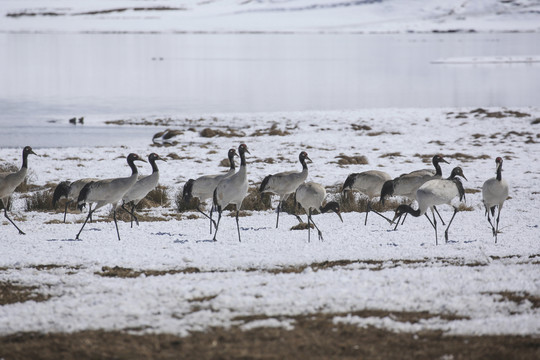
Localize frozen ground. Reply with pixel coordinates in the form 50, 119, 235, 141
0, 107, 539, 337
1, 0, 539, 33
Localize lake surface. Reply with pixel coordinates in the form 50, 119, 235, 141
1, 32, 539, 147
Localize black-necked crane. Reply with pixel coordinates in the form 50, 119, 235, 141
76, 153, 146, 240
183, 148, 237, 233
295, 182, 343, 242
259, 151, 312, 228
122, 153, 166, 228
212, 144, 250, 242
342, 170, 393, 225
381, 155, 449, 229
482, 157, 509, 243
53, 178, 97, 223
392, 167, 467, 245
0, 146, 37, 235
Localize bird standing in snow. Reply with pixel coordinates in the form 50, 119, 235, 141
53, 178, 98, 223
342, 170, 393, 225
259, 151, 311, 228
183, 148, 237, 233
392, 167, 466, 245
212, 144, 250, 242
0, 146, 37, 235
296, 182, 343, 242
482, 157, 509, 243
122, 153, 167, 228
76, 153, 146, 240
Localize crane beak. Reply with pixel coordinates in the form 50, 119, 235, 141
306, 156, 313, 163
336, 211, 343, 223
441, 158, 449, 164
158, 155, 167, 162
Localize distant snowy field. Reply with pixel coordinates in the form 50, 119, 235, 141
0, 108, 539, 337
1, 0, 539, 33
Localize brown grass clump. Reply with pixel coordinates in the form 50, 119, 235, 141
290, 222, 314, 231
335, 154, 368, 166
175, 193, 201, 213
379, 152, 402, 158
25, 190, 56, 211
351, 124, 372, 131
251, 123, 291, 136
531, 118, 540, 125
200, 128, 245, 138
338, 191, 407, 214
239, 187, 272, 212
139, 185, 170, 208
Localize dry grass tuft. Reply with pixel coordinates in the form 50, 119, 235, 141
351, 124, 372, 131
176, 193, 201, 213
290, 222, 313, 231
379, 152, 402, 158
531, 118, 540, 125
0, 281, 51, 305
239, 187, 272, 212
334, 154, 368, 165
139, 185, 170, 208
251, 123, 291, 136
25, 190, 56, 211
338, 191, 408, 214
200, 128, 245, 138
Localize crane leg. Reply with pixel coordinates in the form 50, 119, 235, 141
131, 204, 139, 227
76, 205, 94, 239
275, 201, 281, 228
424, 211, 437, 245
212, 206, 222, 242
196, 205, 217, 233
309, 210, 324, 242
63, 201, 69, 223
433, 206, 446, 226
113, 209, 121, 241
495, 206, 502, 243
444, 207, 458, 243
367, 201, 393, 225
235, 206, 242, 242
2, 199, 25, 235
307, 210, 311, 243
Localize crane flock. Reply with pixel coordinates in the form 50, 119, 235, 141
1, 145, 510, 244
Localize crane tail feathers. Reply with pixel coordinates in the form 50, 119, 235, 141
77, 181, 95, 211
183, 179, 195, 201
380, 180, 395, 205
259, 175, 272, 193
342, 174, 357, 192
52, 181, 70, 208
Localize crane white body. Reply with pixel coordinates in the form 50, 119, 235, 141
213, 144, 250, 242
76, 153, 146, 240
482, 157, 509, 242
259, 151, 311, 228
0, 146, 37, 235
296, 181, 342, 242
122, 153, 166, 227
342, 170, 392, 225
393, 167, 466, 245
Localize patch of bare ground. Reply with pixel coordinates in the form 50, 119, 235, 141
351, 123, 372, 131
96, 266, 202, 278
379, 152, 402, 158
1, 317, 538, 360
0, 281, 51, 305
367, 131, 401, 136
465, 188, 481, 194
415, 153, 489, 164
483, 291, 540, 309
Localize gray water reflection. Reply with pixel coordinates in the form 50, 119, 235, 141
1, 33, 539, 147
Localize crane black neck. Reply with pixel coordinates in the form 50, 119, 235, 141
433, 158, 443, 176
150, 158, 159, 173
496, 164, 502, 181
239, 150, 247, 167
127, 157, 139, 174
21, 151, 29, 169
300, 157, 308, 170
397, 204, 422, 218
229, 153, 236, 171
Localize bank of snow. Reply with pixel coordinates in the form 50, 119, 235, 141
0, 107, 539, 337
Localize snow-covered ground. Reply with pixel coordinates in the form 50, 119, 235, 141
0, 108, 539, 337
1, 0, 539, 34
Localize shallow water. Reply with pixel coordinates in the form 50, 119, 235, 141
1, 32, 539, 147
